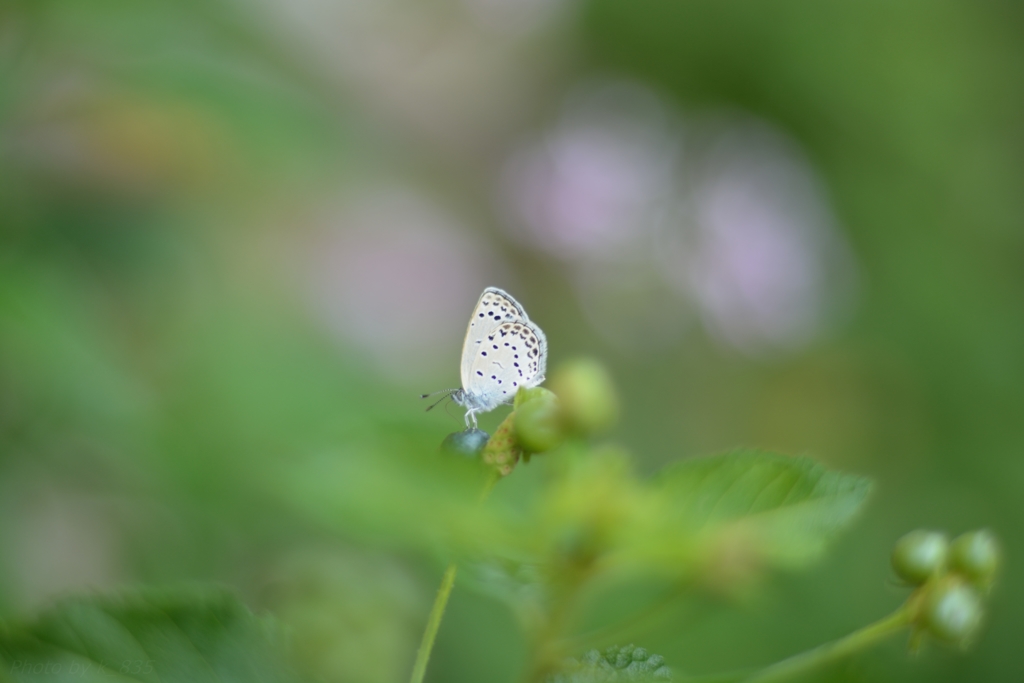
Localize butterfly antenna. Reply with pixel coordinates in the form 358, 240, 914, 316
420, 388, 456, 399
423, 390, 455, 412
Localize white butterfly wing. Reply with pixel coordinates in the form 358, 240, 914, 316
459, 287, 529, 390
463, 320, 548, 411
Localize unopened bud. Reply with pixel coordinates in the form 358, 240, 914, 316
549, 359, 620, 436
924, 576, 984, 644
892, 530, 948, 585
514, 388, 565, 454
950, 529, 1000, 589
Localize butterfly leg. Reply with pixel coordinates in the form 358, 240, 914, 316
464, 408, 478, 429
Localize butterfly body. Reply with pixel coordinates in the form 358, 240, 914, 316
434, 287, 547, 428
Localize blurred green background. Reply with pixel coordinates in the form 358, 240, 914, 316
1, 0, 1022, 681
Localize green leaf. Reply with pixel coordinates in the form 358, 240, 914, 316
657, 450, 873, 567
0, 588, 297, 683
547, 644, 673, 682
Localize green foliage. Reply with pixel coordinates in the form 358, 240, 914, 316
273, 381, 881, 682
1, 0, 1016, 680
280, 427, 874, 588
655, 451, 873, 570
547, 645, 672, 682
0, 588, 295, 683
267, 549, 425, 683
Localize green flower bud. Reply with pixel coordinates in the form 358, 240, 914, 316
515, 391, 566, 454
439, 428, 490, 459
514, 385, 558, 410
924, 577, 984, 644
892, 530, 949, 585
950, 529, 1000, 588
549, 359, 620, 435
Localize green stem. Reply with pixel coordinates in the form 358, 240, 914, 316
527, 578, 584, 683
740, 606, 913, 683
408, 469, 501, 683
409, 563, 459, 683
477, 469, 500, 503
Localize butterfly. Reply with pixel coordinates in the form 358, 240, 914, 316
423, 287, 548, 428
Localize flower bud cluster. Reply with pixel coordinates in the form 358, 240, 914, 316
515, 360, 619, 452
891, 528, 1000, 647
440, 359, 620, 477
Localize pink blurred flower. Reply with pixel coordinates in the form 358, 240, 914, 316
307, 188, 506, 381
